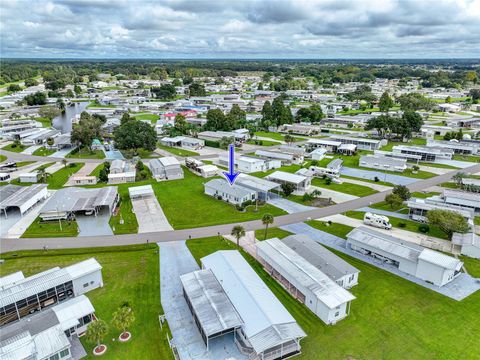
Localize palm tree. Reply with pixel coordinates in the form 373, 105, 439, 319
112, 306, 135, 339
231, 225, 245, 248
262, 213, 274, 240
37, 168, 50, 183
284, 134, 294, 146
85, 319, 108, 353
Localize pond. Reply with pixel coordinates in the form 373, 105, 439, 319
52, 101, 89, 133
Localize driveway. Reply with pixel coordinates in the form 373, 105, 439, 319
159, 241, 246, 360
21, 145, 42, 155
341, 178, 392, 192
49, 148, 75, 158
310, 185, 358, 203
267, 197, 315, 214
76, 209, 113, 237
340, 167, 418, 185
436, 159, 479, 168
65, 163, 98, 186
132, 195, 173, 233
280, 222, 480, 301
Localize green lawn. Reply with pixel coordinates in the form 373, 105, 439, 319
345, 211, 449, 240
21, 217, 79, 238
87, 101, 117, 109
305, 220, 354, 239
370, 200, 406, 212
2, 143, 28, 153
0, 245, 173, 360
185, 236, 480, 360
461, 256, 480, 277
247, 139, 280, 146
255, 227, 294, 241
151, 170, 287, 230
381, 138, 427, 152
47, 163, 84, 189
250, 164, 303, 178
67, 148, 106, 159
133, 113, 159, 123
453, 154, 480, 163
475, 217, 480, 226
32, 146, 56, 157
341, 174, 394, 187
35, 117, 52, 127
157, 144, 199, 157
15, 161, 36, 168
0, 155, 6, 162
254, 131, 303, 142
411, 191, 440, 199
418, 162, 458, 169
109, 184, 140, 235
312, 177, 378, 197
89, 163, 105, 177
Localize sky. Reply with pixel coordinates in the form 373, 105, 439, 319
1, 0, 480, 59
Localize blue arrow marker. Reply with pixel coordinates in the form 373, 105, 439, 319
222, 144, 240, 185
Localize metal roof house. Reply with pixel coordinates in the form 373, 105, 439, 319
149, 157, 184, 181
266, 171, 311, 195
201, 250, 306, 360
256, 238, 355, 325
0, 295, 96, 360
39, 187, 119, 220
204, 178, 257, 205
281, 235, 360, 289
406, 197, 475, 223
235, 174, 281, 201
440, 189, 480, 214
329, 135, 382, 151
306, 139, 342, 153
0, 184, 48, 219
427, 139, 479, 155
108, 160, 136, 184
0, 258, 102, 327
452, 232, 480, 259
346, 227, 463, 287
255, 150, 295, 165
180, 269, 244, 350
218, 154, 281, 173
392, 145, 453, 162
359, 154, 407, 172
160, 136, 205, 150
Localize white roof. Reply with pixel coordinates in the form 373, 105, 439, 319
52, 295, 95, 331
0, 271, 25, 288
128, 184, 154, 197
201, 251, 306, 354
418, 249, 462, 270
64, 258, 102, 279
34, 325, 70, 359
180, 269, 243, 337
257, 239, 355, 309
339, 143, 357, 151
307, 139, 342, 146
159, 156, 180, 167
267, 171, 306, 184
255, 150, 293, 160
199, 164, 218, 173
236, 174, 281, 192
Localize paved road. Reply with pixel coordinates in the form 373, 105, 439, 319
2, 163, 479, 252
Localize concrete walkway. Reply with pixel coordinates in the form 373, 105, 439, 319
436, 159, 479, 168
224, 231, 257, 258
280, 222, 480, 301
21, 145, 42, 155
341, 178, 392, 192
267, 197, 315, 214
132, 196, 173, 233
159, 241, 246, 360
65, 163, 98, 186
341, 167, 418, 185
318, 213, 453, 252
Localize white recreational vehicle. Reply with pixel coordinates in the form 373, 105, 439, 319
363, 212, 392, 230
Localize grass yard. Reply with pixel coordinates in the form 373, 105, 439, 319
32, 146, 56, 157
418, 162, 458, 169
89, 163, 105, 177
345, 210, 449, 240
370, 200, 406, 212
67, 148, 106, 159
254, 131, 303, 142
250, 164, 303, 178
0, 154, 7, 162
305, 220, 354, 239
185, 236, 480, 360
109, 184, 140, 234
35, 117, 52, 127
453, 154, 480, 162
15, 161, 36, 168
151, 170, 287, 229
133, 113, 159, 123
411, 191, 440, 198
157, 144, 199, 157
87, 101, 117, 109
0, 245, 173, 360
2, 143, 28, 153
312, 177, 378, 197
461, 256, 480, 277
21, 217, 79, 238
47, 163, 84, 189
475, 217, 480, 226
254, 227, 294, 240
247, 139, 280, 146
381, 137, 427, 152
341, 174, 394, 187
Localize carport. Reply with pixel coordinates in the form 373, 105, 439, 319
0, 184, 48, 219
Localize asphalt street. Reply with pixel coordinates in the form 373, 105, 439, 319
2, 162, 479, 252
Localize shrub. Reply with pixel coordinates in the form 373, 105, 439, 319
325, 177, 332, 185
68, 163, 77, 168
418, 224, 430, 233
374, 176, 380, 182
398, 222, 406, 228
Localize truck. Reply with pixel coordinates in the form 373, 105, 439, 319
363, 212, 392, 230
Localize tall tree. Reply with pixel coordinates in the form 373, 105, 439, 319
262, 213, 274, 240
85, 319, 109, 352
426, 210, 470, 238
379, 91, 394, 112
112, 306, 135, 338
114, 121, 157, 153
226, 104, 246, 129
392, 185, 411, 201
188, 83, 206, 96
205, 109, 226, 131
